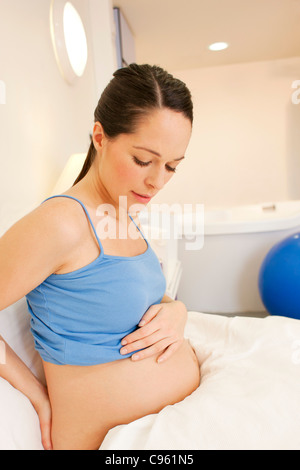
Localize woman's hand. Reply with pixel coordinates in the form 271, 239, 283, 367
120, 300, 188, 363
31, 384, 52, 451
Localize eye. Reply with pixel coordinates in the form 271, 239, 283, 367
132, 156, 151, 167
165, 164, 177, 173
133, 156, 177, 173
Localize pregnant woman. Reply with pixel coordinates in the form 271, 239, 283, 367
0, 64, 200, 450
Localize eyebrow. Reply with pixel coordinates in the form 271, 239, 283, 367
133, 146, 185, 162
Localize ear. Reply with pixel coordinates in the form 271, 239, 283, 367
92, 122, 107, 151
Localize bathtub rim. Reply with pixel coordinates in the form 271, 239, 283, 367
180, 199, 300, 236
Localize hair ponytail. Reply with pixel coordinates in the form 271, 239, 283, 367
73, 141, 96, 185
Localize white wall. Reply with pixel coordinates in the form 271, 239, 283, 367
89, 0, 117, 100
150, 56, 300, 209
0, 0, 116, 234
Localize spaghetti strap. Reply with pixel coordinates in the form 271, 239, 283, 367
128, 213, 148, 244
42, 195, 104, 252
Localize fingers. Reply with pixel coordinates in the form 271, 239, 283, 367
157, 340, 183, 364
120, 330, 164, 356
130, 338, 176, 362
37, 400, 53, 450
121, 313, 161, 347
120, 301, 186, 363
40, 416, 52, 450
138, 303, 162, 327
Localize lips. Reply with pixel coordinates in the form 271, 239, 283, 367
136, 192, 152, 198
131, 191, 154, 203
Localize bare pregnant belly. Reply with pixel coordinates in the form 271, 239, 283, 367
43, 340, 200, 450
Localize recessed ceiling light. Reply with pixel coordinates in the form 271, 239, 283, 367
208, 42, 229, 51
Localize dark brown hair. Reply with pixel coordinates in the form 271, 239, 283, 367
73, 63, 193, 185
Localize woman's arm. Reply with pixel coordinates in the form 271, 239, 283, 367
0, 337, 52, 450
0, 198, 85, 449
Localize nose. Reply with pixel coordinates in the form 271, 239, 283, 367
145, 166, 165, 191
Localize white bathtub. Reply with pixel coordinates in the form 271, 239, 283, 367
177, 200, 300, 314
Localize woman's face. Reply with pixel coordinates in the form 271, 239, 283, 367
92, 108, 192, 210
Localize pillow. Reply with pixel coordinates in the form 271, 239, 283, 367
0, 378, 43, 450
0, 298, 44, 450
0, 298, 45, 382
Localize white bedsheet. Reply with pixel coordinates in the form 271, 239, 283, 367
100, 312, 300, 450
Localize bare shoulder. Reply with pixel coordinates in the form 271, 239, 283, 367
0, 196, 90, 310
33, 196, 88, 243
2, 196, 86, 251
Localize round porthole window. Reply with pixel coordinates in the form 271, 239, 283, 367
50, 0, 88, 85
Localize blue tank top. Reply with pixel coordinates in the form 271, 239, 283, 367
26, 195, 166, 366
